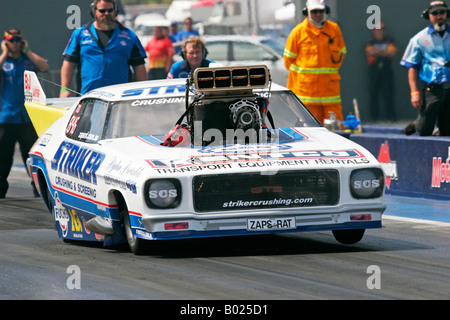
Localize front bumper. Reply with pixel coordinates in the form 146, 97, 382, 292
133, 202, 387, 240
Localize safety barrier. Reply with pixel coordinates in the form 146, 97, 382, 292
348, 125, 450, 201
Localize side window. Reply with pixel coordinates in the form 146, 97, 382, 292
65, 99, 109, 143
232, 42, 268, 61
206, 41, 229, 61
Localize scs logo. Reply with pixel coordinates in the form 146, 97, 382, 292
353, 179, 380, 189
149, 189, 177, 199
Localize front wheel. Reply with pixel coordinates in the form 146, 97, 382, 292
332, 229, 365, 245
120, 201, 149, 255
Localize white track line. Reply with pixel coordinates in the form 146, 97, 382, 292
384, 215, 450, 227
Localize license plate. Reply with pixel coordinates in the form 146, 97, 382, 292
247, 217, 296, 231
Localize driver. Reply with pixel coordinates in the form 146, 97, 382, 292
167, 36, 214, 79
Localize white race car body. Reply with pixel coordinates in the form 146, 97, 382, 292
25, 66, 385, 254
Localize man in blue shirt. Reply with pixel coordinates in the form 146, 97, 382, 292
176, 17, 200, 42
167, 37, 213, 79
400, 1, 450, 136
0, 28, 49, 198
169, 22, 179, 43
60, 0, 147, 96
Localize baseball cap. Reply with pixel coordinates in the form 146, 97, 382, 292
307, 0, 327, 11
428, 1, 448, 13
4, 28, 22, 41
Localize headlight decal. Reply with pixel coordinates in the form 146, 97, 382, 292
350, 168, 384, 199
144, 179, 181, 209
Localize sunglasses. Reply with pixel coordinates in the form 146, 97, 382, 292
310, 9, 325, 14
97, 8, 114, 14
430, 10, 447, 15
6, 37, 22, 43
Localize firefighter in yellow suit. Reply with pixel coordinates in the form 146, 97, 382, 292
284, 0, 347, 124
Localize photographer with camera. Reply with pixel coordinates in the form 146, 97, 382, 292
0, 28, 49, 198
401, 1, 450, 136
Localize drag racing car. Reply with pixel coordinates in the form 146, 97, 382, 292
25, 65, 386, 254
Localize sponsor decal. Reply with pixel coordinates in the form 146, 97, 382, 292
149, 188, 177, 200
118, 31, 131, 40
104, 157, 145, 178
377, 141, 397, 189
353, 179, 381, 189
131, 97, 185, 106
24, 71, 44, 103
102, 157, 143, 194
81, 216, 90, 234
104, 175, 137, 194
53, 192, 105, 240
198, 144, 292, 154
54, 175, 97, 198
135, 229, 153, 239
223, 197, 313, 208
122, 84, 186, 98
251, 186, 283, 194
38, 133, 52, 147
2, 61, 14, 72
54, 192, 70, 237
69, 209, 83, 234
66, 115, 80, 135
146, 149, 368, 173
51, 141, 105, 185
431, 147, 450, 188
87, 90, 115, 99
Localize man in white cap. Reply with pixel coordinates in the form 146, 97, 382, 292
284, 0, 347, 125
401, 1, 450, 136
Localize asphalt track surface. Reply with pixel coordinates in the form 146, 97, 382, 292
1, 159, 450, 302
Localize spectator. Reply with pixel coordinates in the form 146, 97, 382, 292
169, 22, 178, 43
366, 22, 397, 122
161, 26, 170, 39
60, 0, 146, 97
145, 26, 175, 80
283, 0, 347, 125
0, 28, 49, 198
400, 1, 450, 136
176, 17, 200, 42
167, 36, 213, 79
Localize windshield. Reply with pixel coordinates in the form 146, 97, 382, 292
264, 91, 320, 128
106, 97, 186, 139
75, 91, 320, 141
